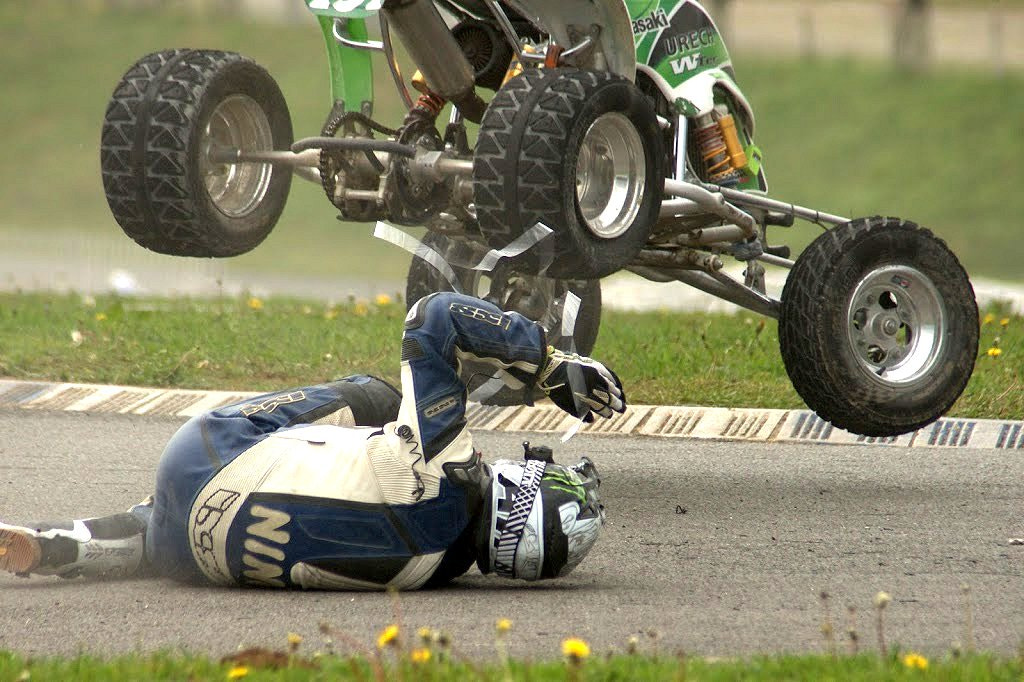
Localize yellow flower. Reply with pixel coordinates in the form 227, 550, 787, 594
987, 347, 1003, 357
496, 618, 512, 634
324, 307, 339, 320
982, 313, 995, 325
226, 666, 250, 679
874, 591, 891, 609
902, 652, 929, 670
287, 632, 303, 648
561, 637, 591, 660
354, 302, 369, 317
410, 647, 432, 664
1000, 317, 1010, 328
95, 312, 107, 322
377, 624, 400, 649
626, 635, 640, 654
375, 293, 393, 306
247, 297, 264, 311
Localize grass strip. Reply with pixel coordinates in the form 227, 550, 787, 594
0, 293, 1019, 420
0, 649, 1021, 681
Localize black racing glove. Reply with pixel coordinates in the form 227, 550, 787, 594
537, 347, 626, 422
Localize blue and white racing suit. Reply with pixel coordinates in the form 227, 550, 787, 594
146, 293, 547, 590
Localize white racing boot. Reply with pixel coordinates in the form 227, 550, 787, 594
0, 511, 147, 579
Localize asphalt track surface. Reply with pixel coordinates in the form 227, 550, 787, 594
1, 409, 1021, 660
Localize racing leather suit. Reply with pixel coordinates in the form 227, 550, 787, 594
148, 293, 547, 590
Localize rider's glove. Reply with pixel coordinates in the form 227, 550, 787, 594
537, 347, 626, 422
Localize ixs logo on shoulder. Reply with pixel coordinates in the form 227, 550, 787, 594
633, 8, 670, 36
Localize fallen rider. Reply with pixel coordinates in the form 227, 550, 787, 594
0, 292, 624, 589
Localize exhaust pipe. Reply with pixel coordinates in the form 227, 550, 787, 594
382, 0, 487, 122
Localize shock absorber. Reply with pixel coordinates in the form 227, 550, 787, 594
695, 114, 742, 187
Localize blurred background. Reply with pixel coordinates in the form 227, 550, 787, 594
0, 0, 1021, 307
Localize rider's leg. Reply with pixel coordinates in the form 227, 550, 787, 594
0, 498, 152, 579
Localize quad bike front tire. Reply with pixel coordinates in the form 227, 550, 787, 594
474, 68, 663, 280
406, 232, 602, 405
779, 216, 979, 437
101, 49, 293, 257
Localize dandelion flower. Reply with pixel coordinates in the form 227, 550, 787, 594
375, 293, 393, 306
417, 627, 434, 644
247, 297, 264, 311
874, 591, 891, 609
626, 635, 640, 655
410, 648, 432, 664
902, 652, 928, 670
982, 313, 995, 325
226, 666, 250, 679
562, 637, 591, 660
1000, 317, 1010, 328
324, 308, 339, 320
95, 312, 107, 322
287, 632, 303, 648
987, 347, 1002, 357
496, 618, 512, 634
354, 302, 369, 317
376, 624, 400, 649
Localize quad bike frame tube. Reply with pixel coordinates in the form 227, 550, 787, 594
629, 266, 780, 319
381, 0, 486, 121
663, 178, 758, 238
712, 185, 850, 227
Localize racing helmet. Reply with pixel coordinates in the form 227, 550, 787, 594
477, 452, 604, 581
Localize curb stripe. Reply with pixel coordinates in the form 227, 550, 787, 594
0, 379, 1021, 450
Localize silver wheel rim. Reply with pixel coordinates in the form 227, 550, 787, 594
575, 112, 646, 239
201, 95, 274, 218
846, 265, 946, 386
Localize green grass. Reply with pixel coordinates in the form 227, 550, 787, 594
0, 293, 1020, 420
1, 649, 1021, 682
0, 3, 1021, 281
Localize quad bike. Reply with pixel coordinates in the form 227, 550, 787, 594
101, 0, 979, 436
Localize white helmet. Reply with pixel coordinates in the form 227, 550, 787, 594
477, 454, 604, 581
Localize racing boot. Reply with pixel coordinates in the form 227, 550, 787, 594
0, 509, 148, 579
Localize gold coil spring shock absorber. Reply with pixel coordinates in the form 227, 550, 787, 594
406, 70, 447, 122
695, 114, 742, 186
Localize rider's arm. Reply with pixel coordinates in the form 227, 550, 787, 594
396, 292, 547, 462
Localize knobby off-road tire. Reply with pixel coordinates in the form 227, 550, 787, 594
474, 68, 663, 280
779, 216, 979, 437
406, 232, 602, 405
101, 49, 293, 257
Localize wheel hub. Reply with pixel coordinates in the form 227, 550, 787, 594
201, 95, 274, 218
575, 112, 646, 239
846, 265, 946, 386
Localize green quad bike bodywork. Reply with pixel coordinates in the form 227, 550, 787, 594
101, 0, 979, 436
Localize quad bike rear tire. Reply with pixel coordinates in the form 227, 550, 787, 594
406, 232, 602, 405
101, 49, 293, 257
778, 216, 979, 437
474, 68, 663, 280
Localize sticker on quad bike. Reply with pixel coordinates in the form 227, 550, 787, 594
307, 0, 382, 18
628, 0, 733, 87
